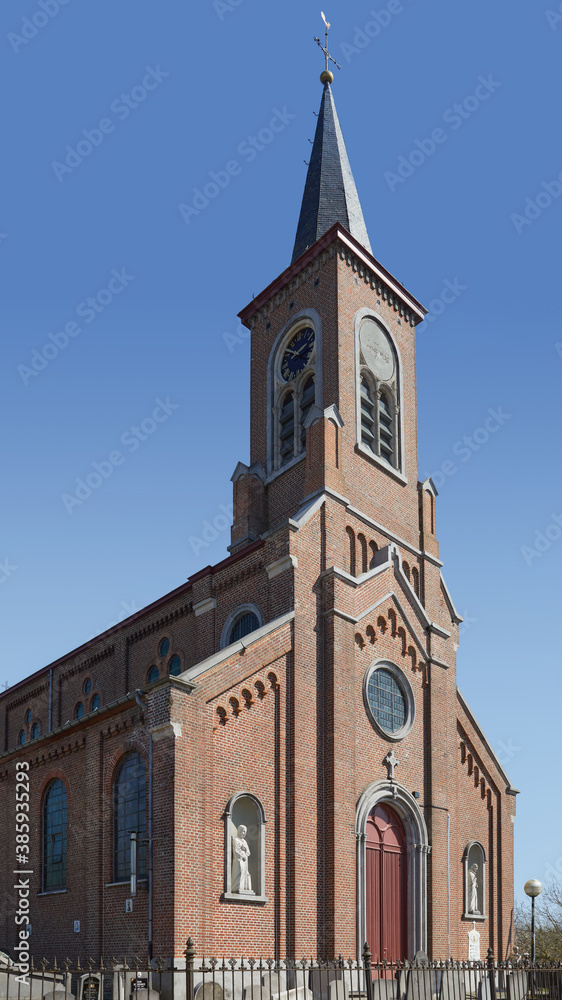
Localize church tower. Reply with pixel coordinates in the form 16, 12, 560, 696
229, 67, 516, 960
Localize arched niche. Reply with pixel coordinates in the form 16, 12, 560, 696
223, 792, 267, 903
463, 840, 487, 921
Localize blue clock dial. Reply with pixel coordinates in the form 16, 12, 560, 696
281, 327, 315, 382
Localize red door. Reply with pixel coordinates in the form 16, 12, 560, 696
366, 803, 407, 961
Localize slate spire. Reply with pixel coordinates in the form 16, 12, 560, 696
292, 82, 372, 264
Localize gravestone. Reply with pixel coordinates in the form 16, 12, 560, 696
440, 971, 466, 1000
195, 984, 224, 1000
506, 972, 528, 1000
468, 929, 481, 962
79, 973, 102, 1000
272, 987, 314, 1000
328, 979, 349, 1000
404, 968, 435, 1000
372, 980, 399, 1000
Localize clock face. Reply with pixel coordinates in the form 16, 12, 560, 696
281, 327, 315, 382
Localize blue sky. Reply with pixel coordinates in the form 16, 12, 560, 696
1, 0, 561, 907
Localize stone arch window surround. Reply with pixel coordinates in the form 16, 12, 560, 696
354, 308, 406, 482
356, 782, 429, 959
463, 840, 487, 921
220, 604, 264, 650
267, 309, 323, 478
222, 792, 268, 903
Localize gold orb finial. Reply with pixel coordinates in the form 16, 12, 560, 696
320, 69, 334, 84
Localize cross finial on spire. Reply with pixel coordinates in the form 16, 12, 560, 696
314, 12, 341, 85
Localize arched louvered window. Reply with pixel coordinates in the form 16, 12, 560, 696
279, 391, 295, 467
43, 779, 67, 890
300, 376, 315, 448
360, 376, 376, 451
379, 392, 394, 466
412, 567, 420, 597
113, 753, 147, 882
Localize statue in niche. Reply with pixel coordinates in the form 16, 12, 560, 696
468, 862, 480, 913
232, 825, 254, 894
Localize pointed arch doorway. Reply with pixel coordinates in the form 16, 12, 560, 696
366, 803, 408, 961
356, 781, 429, 960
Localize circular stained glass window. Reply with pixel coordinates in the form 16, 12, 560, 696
83, 678, 92, 695
159, 638, 170, 658
74, 702, 84, 720
364, 663, 414, 740
168, 655, 181, 676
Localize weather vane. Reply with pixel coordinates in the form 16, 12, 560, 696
314, 11, 341, 84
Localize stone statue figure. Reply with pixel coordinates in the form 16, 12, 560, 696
232, 824, 253, 894
468, 862, 480, 913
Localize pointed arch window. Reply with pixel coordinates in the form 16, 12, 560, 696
300, 375, 315, 448
360, 376, 376, 451
279, 390, 295, 466
272, 322, 317, 472
357, 316, 401, 472
113, 753, 147, 882
378, 391, 394, 465
43, 779, 67, 890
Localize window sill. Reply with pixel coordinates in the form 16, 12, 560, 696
356, 443, 408, 485
37, 889, 68, 896
462, 913, 486, 922
221, 892, 268, 905
105, 880, 148, 888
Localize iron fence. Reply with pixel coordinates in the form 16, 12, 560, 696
1, 941, 561, 1000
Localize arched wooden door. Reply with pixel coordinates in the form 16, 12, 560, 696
366, 803, 408, 961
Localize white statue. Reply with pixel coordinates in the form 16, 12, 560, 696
232, 825, 253, 894
468, 863, 480, 913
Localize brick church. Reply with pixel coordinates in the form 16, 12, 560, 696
0, 71, 518, 965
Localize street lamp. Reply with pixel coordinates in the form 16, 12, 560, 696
524, 879, 543, 966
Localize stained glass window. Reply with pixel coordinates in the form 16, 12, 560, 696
367, 668, 406, 734
43, 779, 67, 889
113, 753, 147, 882
158, 638, 170, 658
147, 665, 159, 684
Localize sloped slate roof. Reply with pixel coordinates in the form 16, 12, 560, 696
292, 82, 372, 263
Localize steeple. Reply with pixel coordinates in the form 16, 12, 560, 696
292, 81, 373, 264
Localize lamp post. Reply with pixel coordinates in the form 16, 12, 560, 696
524, 879, 543, 967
